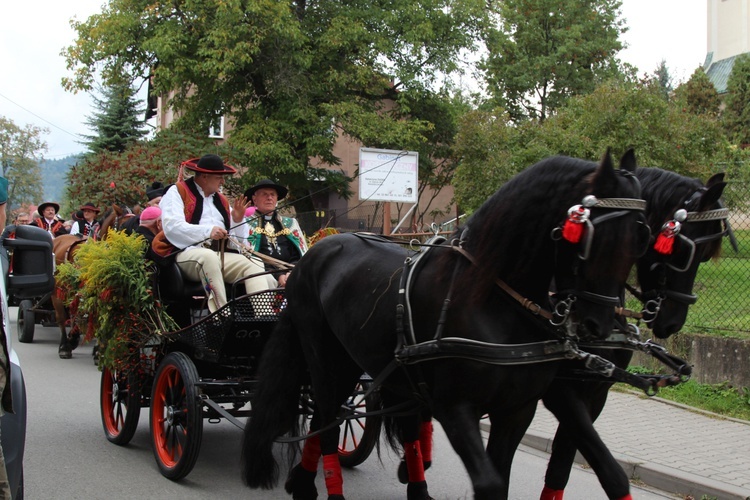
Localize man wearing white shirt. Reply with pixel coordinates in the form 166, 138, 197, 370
160, 154, 267, 312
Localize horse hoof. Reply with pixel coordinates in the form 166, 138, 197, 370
397, 459, 432, 484
69, 333, 81, 350
406, 480, 433, 500
284, 463, 318, 500
327, 496, 345, 500
59, 348, 72, 359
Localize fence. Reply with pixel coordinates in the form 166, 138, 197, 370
289, 187, 750, 337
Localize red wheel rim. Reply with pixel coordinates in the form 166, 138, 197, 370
152, 364, 188, 467
102, 367, 127, 436
338, 385, 367, 456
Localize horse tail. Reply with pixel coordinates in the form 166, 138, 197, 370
242, 311, 306, 489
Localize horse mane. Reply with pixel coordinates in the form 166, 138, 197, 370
636, 167, 723, 260
449, 156, 602, 304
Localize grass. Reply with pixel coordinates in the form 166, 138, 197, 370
622, 366, 750, 421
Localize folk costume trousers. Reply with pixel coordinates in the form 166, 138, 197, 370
175, 248, 267, 312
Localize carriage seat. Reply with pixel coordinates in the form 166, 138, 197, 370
156, 260, 207, 303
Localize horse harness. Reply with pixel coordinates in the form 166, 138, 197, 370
359, 194, 696, 400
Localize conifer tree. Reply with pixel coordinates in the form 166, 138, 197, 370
681, 66, 720, 116
81, 81, 147, 155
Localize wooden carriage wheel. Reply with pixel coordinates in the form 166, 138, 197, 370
100, 366, 141, 445
338, 378, 382, 468
149, 352, 203, 480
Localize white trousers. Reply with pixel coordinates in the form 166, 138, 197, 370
175, 248, 269, 312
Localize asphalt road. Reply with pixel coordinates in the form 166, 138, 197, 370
10, 309, 676, 499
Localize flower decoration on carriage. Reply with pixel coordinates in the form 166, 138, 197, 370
560, 195, 597, 244
653, 208, 687, 255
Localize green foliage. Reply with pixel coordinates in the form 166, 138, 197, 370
722, 54, 750, 146
452, 80, 731, 211
0, 115, 46, 215
481, 0, 626, 123
81, 80, 148, 155
62, 0, 489, 205
62, 128, 235, 213
678, 66, 721, 117
652, 59, 673, 100
55, 230, 178, 371
632, 376, 750, 421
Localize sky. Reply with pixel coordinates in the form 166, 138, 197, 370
0, 0, 708, 161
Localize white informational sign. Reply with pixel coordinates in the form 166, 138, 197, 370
359, 148, 418, 203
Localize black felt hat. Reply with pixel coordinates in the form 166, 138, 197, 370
244, 179, 288, 200
181, 154, 237, 175
37, 201, 60, 214
146, 181, 165, 200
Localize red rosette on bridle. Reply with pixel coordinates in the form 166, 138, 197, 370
561, 204, 589, 244
654, 220, 680, 255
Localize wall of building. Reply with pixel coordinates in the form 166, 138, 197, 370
708, 0, 750, 61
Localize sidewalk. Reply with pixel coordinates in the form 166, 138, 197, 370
520, 390, 750, 500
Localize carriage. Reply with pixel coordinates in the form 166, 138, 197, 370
96, 259, 382, 480
1, 224, 58, 344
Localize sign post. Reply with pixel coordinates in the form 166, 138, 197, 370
358, 148, 418, 234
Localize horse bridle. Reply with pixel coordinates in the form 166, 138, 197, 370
549, 194, 648, 324
634, 192, 730, 322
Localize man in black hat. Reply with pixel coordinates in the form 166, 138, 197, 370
70, 202, 101, 239
159, 154, 268, 311
31, 201, 68, 237
244, 179, 307, 288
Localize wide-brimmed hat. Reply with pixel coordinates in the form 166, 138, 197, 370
38, 201, 60, 214
79, 202, 101, 213
244, 179, 288, 200
181, 154, 237, 175
146, 181, 165, 200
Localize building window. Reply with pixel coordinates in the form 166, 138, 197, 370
209, 116, 225, 138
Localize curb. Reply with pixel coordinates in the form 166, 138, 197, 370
518, 428, 750, 500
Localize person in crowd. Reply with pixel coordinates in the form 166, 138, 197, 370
158, 154, 268, 312
134, 206, 161, 261
122, 181, 166, 235
0, 174, 13, 498
244, 179, 307, 288
69, 202, 101, 239
13, 212, 31, 226
31, 201, 68, 237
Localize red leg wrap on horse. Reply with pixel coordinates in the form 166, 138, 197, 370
301, 435, 321, 472
404, 440, 425, 482
616, 496, 632, 500
540, 485, 564, 500
419, 421, 433, 463
322, 454, 343, 496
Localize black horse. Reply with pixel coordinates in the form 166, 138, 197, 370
536, 168, 728, 499
241, 150, 647, 499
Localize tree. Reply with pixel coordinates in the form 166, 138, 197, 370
722, 54, 750, 146
63, 129, 230, 215
62, 0, 489, 210
0, 116, 46, 212
678, 66, 721, 117
653, 59, 673, 100
82, 80, 148, 155
481, 0, 627, 123
452, 79, 731, 212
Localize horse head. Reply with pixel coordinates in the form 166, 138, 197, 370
99, 203, 136, 239
550, 149, 649, 340
636, 170, 727, 338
